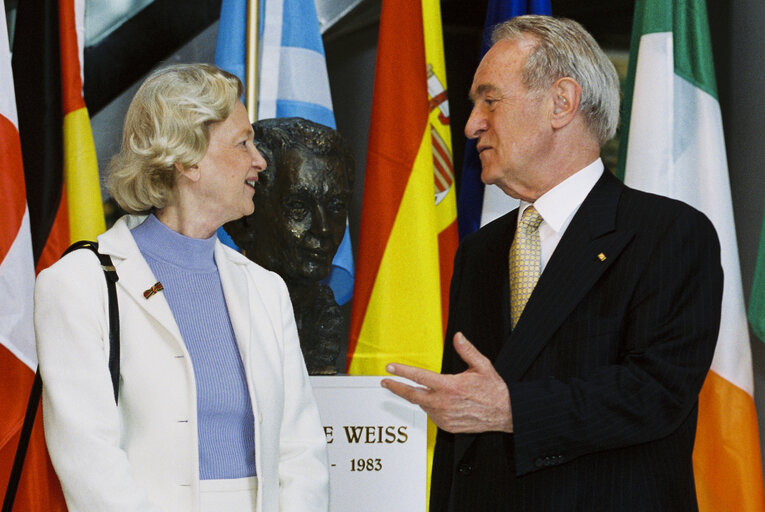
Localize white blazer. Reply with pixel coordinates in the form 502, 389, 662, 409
35, 215, 329, 512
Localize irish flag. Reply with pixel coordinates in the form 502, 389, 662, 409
347, 0, 459, 496
618, 1, 765, 509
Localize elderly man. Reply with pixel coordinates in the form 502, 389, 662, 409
383, 15, 722, 511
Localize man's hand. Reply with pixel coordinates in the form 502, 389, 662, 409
381, 332, 513, 434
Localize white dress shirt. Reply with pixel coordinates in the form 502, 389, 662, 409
518, 159, 604, 271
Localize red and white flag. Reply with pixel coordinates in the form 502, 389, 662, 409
0, 1, 67, 509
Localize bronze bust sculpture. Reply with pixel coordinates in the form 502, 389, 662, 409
225, 117, 354, 375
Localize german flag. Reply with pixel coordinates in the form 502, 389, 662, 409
347, 0, 458, 500
12, 0, 105, 273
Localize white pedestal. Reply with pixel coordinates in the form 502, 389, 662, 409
310, 376, 427, 512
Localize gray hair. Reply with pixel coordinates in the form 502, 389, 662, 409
107, 63, 243, 213
492, 15, 620, 146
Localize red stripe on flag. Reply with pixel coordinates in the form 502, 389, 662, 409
431, 135, 453, 174
0, 345, 66, 511
0, 115, 26, 264
347, 0, 429, 360
59, 0, 85, 115
35, 187, 69, 274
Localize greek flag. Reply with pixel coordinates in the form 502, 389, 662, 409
215, 0, 355, 305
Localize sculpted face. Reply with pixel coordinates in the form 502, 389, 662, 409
224, 119, 353, 375
226, 140, 350, 284
271, 147, 349, 281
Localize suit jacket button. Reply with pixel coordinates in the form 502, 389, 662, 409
457, 463, 472, 475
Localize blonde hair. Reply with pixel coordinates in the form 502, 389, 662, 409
492, 15, 620, 146
107, 63, 244, 213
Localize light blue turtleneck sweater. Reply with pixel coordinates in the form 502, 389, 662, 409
131, 214, 256, 479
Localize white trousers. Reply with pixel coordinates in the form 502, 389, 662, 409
200, 477, 258, 511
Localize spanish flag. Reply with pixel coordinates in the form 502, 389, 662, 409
347, 0, 458, 498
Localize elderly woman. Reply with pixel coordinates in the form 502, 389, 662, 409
34, 64, 329, 511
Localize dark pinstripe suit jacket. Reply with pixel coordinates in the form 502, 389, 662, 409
430, 170, 723, 511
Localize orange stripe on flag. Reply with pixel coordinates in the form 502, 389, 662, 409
694, 370, 765, 511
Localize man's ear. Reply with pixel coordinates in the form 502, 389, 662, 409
551, 77, 582, 129
175, 162, 200, 182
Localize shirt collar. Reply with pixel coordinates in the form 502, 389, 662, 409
518, 158, 604, 233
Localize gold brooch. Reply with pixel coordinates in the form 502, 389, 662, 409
143, 282, 164, 299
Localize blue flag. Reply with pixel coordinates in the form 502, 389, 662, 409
456, 0, 551, 239
215, 0, 355, 305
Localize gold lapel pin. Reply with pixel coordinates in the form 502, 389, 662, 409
597, 253, 607, 262
143, 282, 164, 299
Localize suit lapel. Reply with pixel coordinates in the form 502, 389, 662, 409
453, 212, 516, 465
494, 172, 634, 380
216, 244, 283, 380
98, 216, 186, 348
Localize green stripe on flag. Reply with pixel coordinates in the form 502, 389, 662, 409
635, 0, 671, 33
616, 0, 718, 181
673, 0, 718, 100
749, 211, 765, 342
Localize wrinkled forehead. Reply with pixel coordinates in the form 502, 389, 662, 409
473, 38, 535, 86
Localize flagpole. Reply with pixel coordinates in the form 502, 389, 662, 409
245, 0, 260, 123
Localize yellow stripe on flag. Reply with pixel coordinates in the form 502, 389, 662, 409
349, 127, 443, 375
349, 127, 444, 503
63, 107, 105, 242
694, 370, 765, 511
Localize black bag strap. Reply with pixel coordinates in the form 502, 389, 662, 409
2, 241, 120, 512
64, 241, 120, 403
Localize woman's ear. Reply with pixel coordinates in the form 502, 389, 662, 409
551, 77, 582, 129
175, 162, 200, 182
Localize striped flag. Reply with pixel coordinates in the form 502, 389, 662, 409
347, 0, 459, 498
618, 1, 765, 510
215, 0, 355, 305
750, 213, 765, 342
0, 2, 66, 509
12, 0, 105, 272
456, 0, 550, 240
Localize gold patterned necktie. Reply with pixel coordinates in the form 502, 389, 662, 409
509, 206, 544, 328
